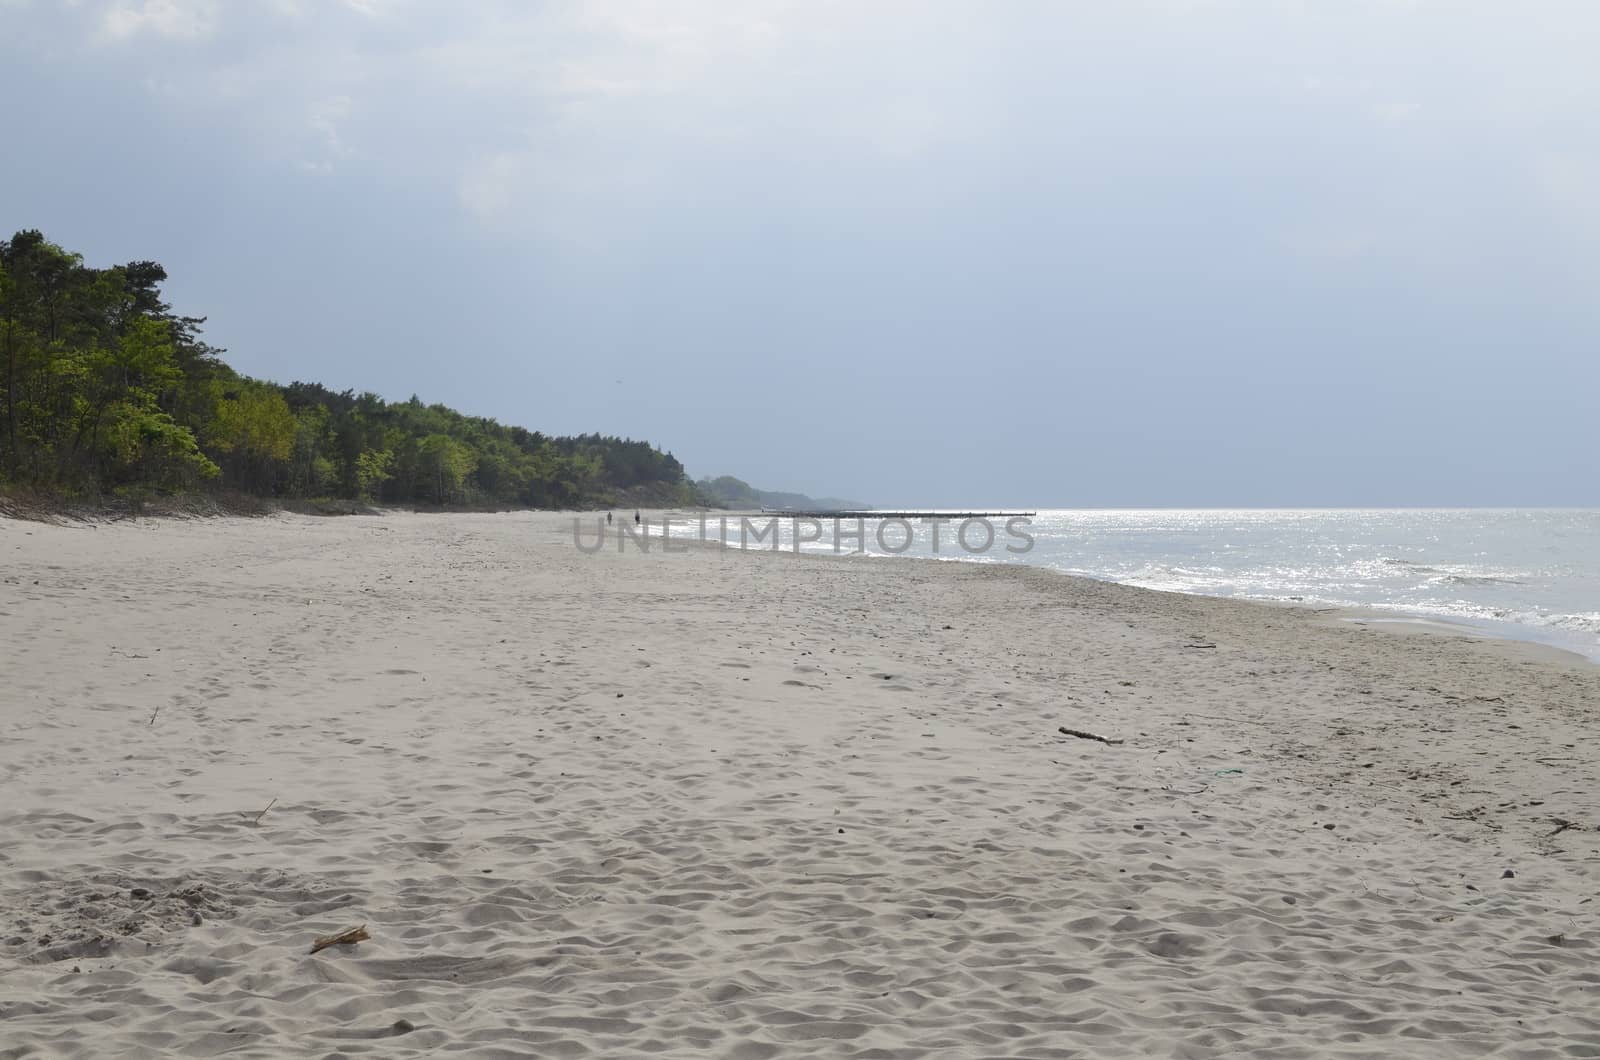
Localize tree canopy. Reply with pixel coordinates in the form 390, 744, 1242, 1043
1, 230, 698, 509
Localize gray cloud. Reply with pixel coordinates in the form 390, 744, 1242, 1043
4, 0, 1598, 503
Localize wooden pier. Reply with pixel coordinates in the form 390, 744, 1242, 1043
758, 510, 1036, 519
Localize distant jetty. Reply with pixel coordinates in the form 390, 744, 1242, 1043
758, 509, 1037, 519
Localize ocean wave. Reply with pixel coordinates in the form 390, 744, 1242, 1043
1384, 599, 1600, 644
1493, 609, 1600, 636
1050, 564, 1600, 656
1021, 512, 1600, 658
1380, 558, 1442, 573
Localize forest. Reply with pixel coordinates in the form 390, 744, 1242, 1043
0, 230, 699, 510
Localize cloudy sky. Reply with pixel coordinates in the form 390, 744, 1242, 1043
4, 0, 1598, 505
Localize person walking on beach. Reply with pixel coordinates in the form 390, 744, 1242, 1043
634, 510, 641, 526
607, 512, 613, 525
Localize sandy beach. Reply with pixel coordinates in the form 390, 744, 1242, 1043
2, 510, 1597, 1058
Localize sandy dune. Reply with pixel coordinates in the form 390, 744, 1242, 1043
2, 511, 1597, 1058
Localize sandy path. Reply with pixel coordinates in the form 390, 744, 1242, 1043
1, 511, 1596, 1058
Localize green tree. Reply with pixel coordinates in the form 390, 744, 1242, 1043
354, 448, 394, 500
209, 382, 296, 493
417, 434, 476, 504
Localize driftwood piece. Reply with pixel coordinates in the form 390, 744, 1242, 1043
1057, 726, 1124, 746
250, 798, 277, 826
309, 924, 370, 955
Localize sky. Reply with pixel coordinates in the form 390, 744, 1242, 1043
3, 0, 1598, 506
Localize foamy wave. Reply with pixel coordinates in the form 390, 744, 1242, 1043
1374, 599, 1600, 643
1024, 510, 1600, 658
1494, 609, 1600, 636
1381, 558, 1442, 574
1437, 574, 1527, 587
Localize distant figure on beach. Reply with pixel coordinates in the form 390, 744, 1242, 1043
634, 510, 641, 526
607, 512, 613, 525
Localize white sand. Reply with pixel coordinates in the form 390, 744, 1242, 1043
2, 510, 1597, 1058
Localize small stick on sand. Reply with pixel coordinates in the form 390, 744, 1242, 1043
1058, 726, 1124, 745
148, 705, 161, 726
309, 924, 370, 955
251, 798, 277, 826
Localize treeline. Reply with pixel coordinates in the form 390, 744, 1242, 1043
0, 230, 698, 509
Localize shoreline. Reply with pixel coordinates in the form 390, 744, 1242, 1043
666, 509, 1600, 666
3, 510, 1597, 1056
1325, 608, 1598, 666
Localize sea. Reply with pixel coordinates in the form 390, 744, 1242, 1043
677, 509, 1600, 660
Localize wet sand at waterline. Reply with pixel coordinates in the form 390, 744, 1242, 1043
2, 510, 1597, 1057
